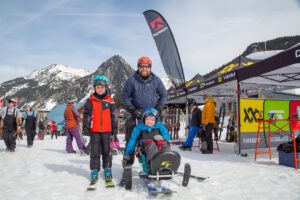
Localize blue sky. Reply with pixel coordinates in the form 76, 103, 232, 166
0, 0, 300, 84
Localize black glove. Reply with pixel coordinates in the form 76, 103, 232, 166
83, 130, 91, 136
153, 135, 164, 141
122, 155, 131, 167
127, 105, 135, 113
155, 105, 163, 112
133, 109, 143, 119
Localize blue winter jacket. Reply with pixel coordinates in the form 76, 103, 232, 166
124, 121, 171, 156
123, 71, 167, 111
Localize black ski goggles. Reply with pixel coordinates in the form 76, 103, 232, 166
93, 79, 107, 86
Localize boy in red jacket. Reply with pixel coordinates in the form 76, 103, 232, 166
83, 75, 117, 188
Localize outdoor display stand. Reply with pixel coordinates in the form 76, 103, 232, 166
167, 124, 181, 145
164, 106, 182, 145
254, 118, 300, 169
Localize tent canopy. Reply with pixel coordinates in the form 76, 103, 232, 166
168, 43, 300, 102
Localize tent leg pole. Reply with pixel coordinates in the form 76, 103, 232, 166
236, 80, 241, 155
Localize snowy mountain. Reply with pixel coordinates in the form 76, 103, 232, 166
0, 57, 135, 110
69, 55, 135, 106
25, 64, 90, 87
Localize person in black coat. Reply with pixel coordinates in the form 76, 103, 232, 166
179, 99, 202, 151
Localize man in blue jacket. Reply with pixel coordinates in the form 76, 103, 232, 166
123, 56, 167, 143
121, 57, 167, 186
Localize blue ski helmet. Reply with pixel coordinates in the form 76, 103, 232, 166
93, 75, 109, 86
142, 107, 158, 120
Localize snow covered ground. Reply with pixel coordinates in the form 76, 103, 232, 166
1, 134, 300, 200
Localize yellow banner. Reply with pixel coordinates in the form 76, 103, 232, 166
240, 99, 264, 132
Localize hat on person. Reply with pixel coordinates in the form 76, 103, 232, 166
67, 96, 78, 104
142, 107, 158, 120
93, 75, 109, 87
8, 98, 17, 104
137, 56, 152, 67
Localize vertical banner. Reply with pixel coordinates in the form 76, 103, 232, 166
240, 98, 264, 149
289, 100, 300, 131
143, 10, 185, 88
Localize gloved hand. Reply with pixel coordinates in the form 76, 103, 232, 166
122, 155, 131, 167
155, 105, 163, 112
83, 130, 91, 136
133, 109, 143, 119
153, 135, 164, 141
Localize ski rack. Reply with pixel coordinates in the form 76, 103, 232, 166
168, 124, 182, 145
254, 118, 300, 170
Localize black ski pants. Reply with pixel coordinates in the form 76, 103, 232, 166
3, 128, 17, 150
26, 128, 36, 146
90, 132, 112, 171
51, 131, 58, 139
204, 123, 214, 152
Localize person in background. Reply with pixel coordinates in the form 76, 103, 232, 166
22, 106, 39, 148
1, 98, 21, 152
51, 121, 58, 139
64, 96, 88, 154
38, 119, 45, 140
179, 99, 202, 151
201, 94, 216, 154
0, 99, 3, 140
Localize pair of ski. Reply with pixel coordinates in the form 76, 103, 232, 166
118, 166, 174, 195
86, 178, 115, 191
142, 178, 174, 196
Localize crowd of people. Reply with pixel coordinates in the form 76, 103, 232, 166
0, 99, 66, 151
0, 56, 217, 186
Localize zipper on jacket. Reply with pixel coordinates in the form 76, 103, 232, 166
100, 100, 102, 132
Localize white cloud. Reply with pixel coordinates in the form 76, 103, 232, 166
158, 0, 300, 80
0, 0, 299, 83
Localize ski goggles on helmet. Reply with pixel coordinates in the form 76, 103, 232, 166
142, 107, 158, 119
93, 75, 109, 86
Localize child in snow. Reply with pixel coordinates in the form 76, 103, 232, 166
64, 96, 88, 154
51, 121, 58, 139
122, 107, 171, 167
82, 75, 117, 185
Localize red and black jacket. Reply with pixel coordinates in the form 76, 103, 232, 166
82, 93, 117, 135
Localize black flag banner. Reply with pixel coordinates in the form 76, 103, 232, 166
143, 10, 185, 88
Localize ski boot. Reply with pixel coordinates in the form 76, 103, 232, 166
104, 168, 114, 187
90, 169, 98, 183
87, 169, 99, 190
179, 145, 192, 151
